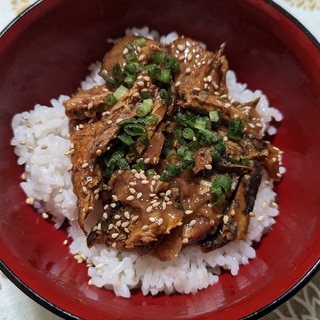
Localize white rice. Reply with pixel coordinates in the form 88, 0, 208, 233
11, 27, 283, 298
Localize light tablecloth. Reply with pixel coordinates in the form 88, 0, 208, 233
0, 0, 319, 319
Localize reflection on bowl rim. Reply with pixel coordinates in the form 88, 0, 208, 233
0, 0, 319, 319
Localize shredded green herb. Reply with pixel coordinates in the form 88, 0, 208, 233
210, 173, 232, 204
228, 118, 245, 141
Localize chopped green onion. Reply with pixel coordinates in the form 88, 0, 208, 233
228, 118, 245, 141
182, 127, 195, 140
145, 64, 161, 78
215, 141, 226, 154
197, 129, 219, 146
194, 117, 210, 131
118, 158, 129, 170
164, 55, 180, 73
117, 133, 135, 146
124, 42, 138, 62
138, 134, 149, 146
209, 110, 220, 123
123, 123, 146, 136
160, 164, 181, 182
136, 98, 153, 117
181, 159, 194, 170
103, 149, 128, 180
124, 63, 140, 76
177, 145, 187, 158
211, 149, 223, 162
106, 93, 117, 106
157, 69, 171, 84
124, 75, 135, 88
112, 63, 125, 83
159, 88, 172, 106
105, 76, 118, 87
114, 85, 129, 100
135, 38, 146, 47
144, 115, 159, 126
146, 168, 156, 176
132, 160, 146, 172
140, 92, 152, 100
210, 173, 232, 204
150, 51, 166, 65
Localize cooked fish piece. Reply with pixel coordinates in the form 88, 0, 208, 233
64, 35, 283, 261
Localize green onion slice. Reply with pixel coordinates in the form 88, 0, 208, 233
106, 93, 117, 106
123, 123, 146, 136
114, 85, 129, 100
136, 98, 153, 117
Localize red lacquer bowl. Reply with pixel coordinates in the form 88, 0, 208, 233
0, 0, 319, 319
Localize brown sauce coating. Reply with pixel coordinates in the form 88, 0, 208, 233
63, 35, 282, 260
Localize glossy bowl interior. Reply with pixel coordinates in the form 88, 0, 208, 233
0, 0, 319, 319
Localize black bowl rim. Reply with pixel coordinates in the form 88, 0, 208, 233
0, 0, 319, 319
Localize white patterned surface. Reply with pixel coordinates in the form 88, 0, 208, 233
0, 0, 319, 319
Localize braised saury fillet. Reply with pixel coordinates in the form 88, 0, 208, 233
63, 35, 282, 261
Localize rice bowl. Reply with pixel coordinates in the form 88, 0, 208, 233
11, 28, 284, 299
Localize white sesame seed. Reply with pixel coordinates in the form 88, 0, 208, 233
158, 218, 164, 226
88, 279, 94, 286
131, 215, 139, 222
142, 225, 148, 231
185, 210, 193, 215
95, 263, 104, 269
63, 239, 68, 246
135, 173, 141, 179
81, 162, 89, 169
152, 201, 161, 207
177, 44, 185, 51
115, 220, 122, 227
149, 217, 155, 222
26, 197, 35, 205
185, 67, 191, 74
146, 206, 153, 213
121, 221, 130, 228
182, 238, 189, 244
108, 224, 114, 230
126, 195, 134, 201
124, 211, 130, 220
129, 187, 136, 194
138, 54, 146, 61
189, 219, 197, 227
111, 233, 119, 239
205, 164, 212, 170
136, 192, 143, 199
223, 215, 229, 224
